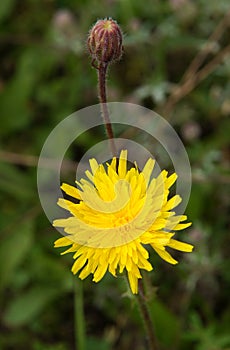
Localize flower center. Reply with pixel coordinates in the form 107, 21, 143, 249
114, 213, 131, 227
103, 20, 113, 31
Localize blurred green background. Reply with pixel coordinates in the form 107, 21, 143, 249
0, 0, 230, 349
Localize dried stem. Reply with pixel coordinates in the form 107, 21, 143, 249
181, 10, 230, 82
161, 11, 230, 117
0, 150, 76, 171
162, 43, 230, 116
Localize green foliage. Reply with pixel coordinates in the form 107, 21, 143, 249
3, 286, 60, 327
0, 0, 229, 349
0, 221, 34, 291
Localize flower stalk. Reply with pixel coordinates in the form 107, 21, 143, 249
98, 62, 117, 155
87, 18, 123, 156
136, 280, 159, 350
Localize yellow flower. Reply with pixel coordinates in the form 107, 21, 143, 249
53, 150, 193, 294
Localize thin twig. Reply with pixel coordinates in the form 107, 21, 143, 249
161, 12, 230, 117
181, 10, 230, 82
192, 43, 230, 84
162, 43, 230, 116
0, 150, 76, 172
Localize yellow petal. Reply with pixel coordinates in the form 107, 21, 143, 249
173, 222, 192, 231
93, 264, 108, 282
61, 183, 81, 200
118, 150, 127, 178
54, 236, 72, 247
142, 158, 155, 186
163, 195, 182, 211
89, 158, 99, 175
53, 217, 79, 228
152, 245, 178, 265
165, 173, 177, 189
167, 239, 194, 252
127, 271, 139, 294
71, 255, 88, 274
79, 265, 92, 280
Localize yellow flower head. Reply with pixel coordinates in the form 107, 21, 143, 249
53, 150, 193, 294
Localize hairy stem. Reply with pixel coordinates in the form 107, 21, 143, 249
98, 62, 117, 156
136, 280, 159, 350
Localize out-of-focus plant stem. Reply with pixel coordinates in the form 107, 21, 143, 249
74, 279, 86, 350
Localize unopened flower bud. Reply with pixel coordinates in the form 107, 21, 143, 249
87, 18, 123, 66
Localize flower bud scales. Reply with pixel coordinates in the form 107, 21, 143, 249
87, 18, 123, 65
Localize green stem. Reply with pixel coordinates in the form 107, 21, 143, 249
74, 278, 86, 350
98, 62, 117, 156
136, 279, 159, 350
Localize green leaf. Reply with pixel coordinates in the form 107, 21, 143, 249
30, 249, 73, 292
3, 286, 59, 327
0, 220, 33, 290
0, 50, 40, 134
150, 299, 181, 348
0, 162, 34, 199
